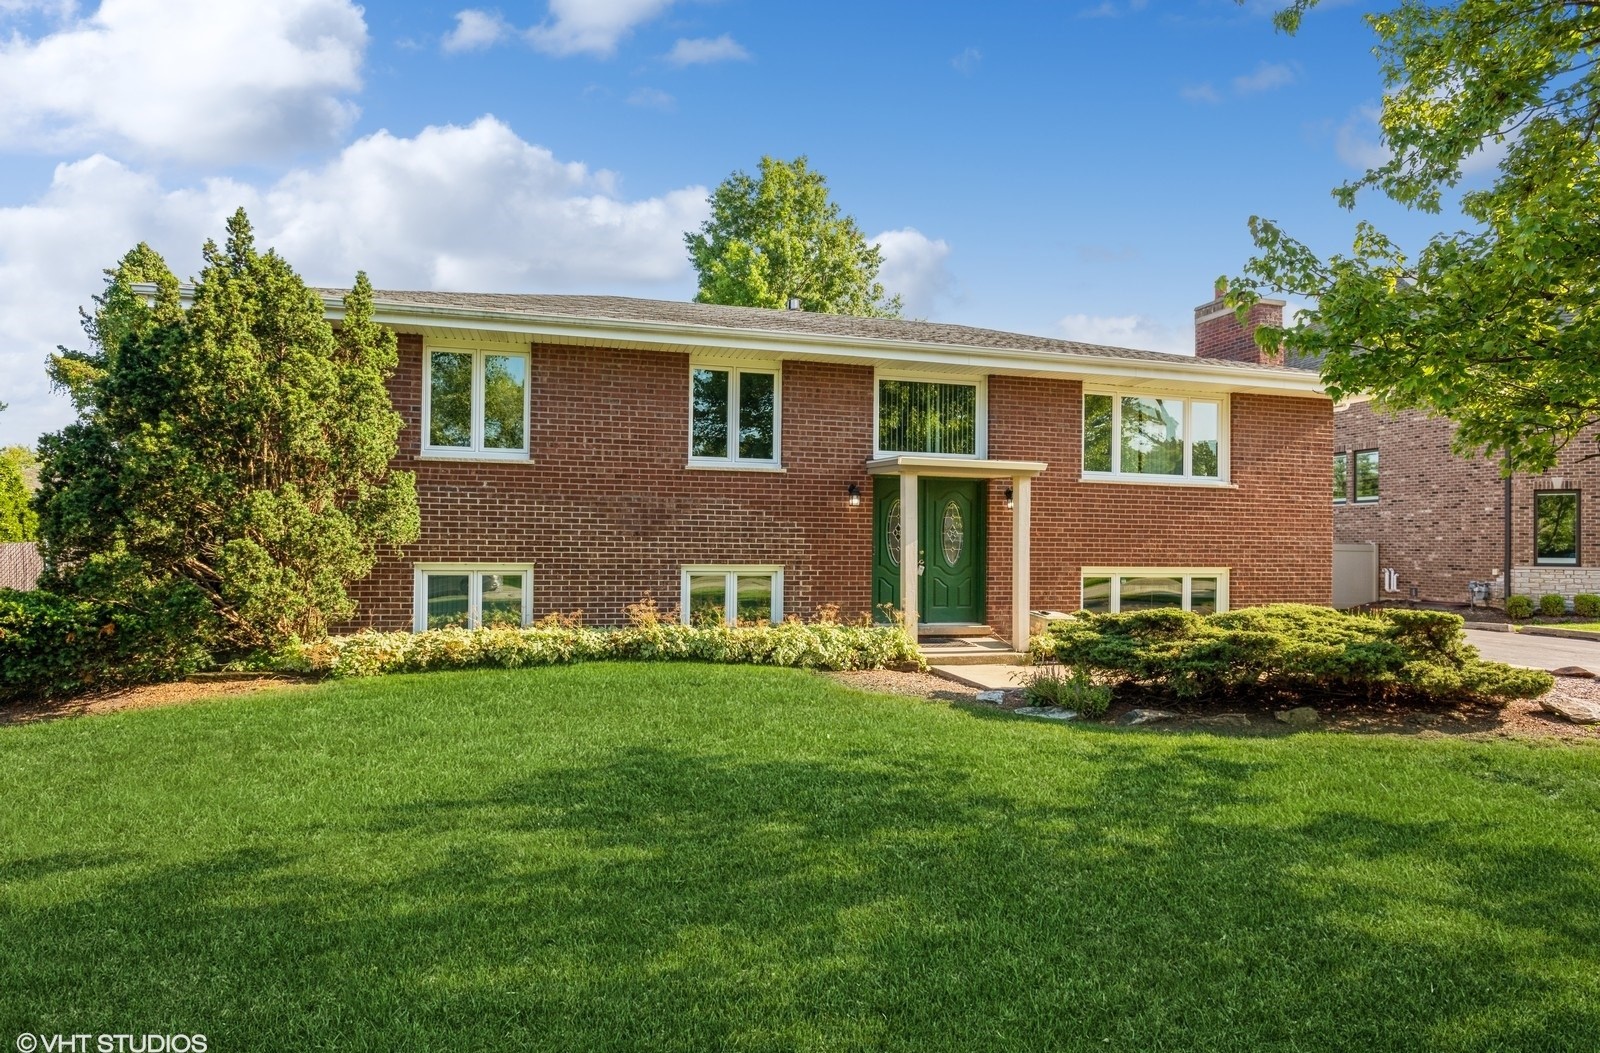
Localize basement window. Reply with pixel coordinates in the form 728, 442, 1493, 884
681, 566, 783, 626
1080, 569, 1229, 614
413, 566, 533, 630
1535, 491, 1579, 565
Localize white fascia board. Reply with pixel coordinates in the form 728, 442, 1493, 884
153, 283, 1329, 399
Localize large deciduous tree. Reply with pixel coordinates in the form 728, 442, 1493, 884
39, 209, 419, 650
686, 155, 903, 318
1228, 0, 1600, 471
0, 405, 37, 543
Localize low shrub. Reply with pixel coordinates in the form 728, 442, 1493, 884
1539, 594, 1568, 617
1036, 603, 1550, 709
1575, 594, 1600, 619
1022, 665, 1111, 717
0, 584, 213, 704
274, 611, 924, 679
1505, 595, 1534, 620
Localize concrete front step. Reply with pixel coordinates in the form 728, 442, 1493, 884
918, 635, 1029, 667
930, 663, 1034, 689
917, 623, 996, 639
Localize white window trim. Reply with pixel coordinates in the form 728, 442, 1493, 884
1080, 567, 1230, 614
421, 344, 532, 461
873, 370, 988, 459
679, 565, 784, 625
413, 564, 535, 631
1081, 388, 1230, 485
687, 362, 782, 470
1353, 448, 1379, 503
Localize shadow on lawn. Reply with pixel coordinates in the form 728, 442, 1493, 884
5, 740, 1598, 1051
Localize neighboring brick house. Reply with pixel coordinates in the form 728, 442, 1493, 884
1329, 401, 1599, 606
1192, 283, 1598, 608
322, 288, 1332, 647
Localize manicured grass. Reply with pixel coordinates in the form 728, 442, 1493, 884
1524, 621, 1600, 633
3, 664, 1599, 1051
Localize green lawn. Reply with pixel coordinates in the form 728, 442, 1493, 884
3, 664, 1599, 1052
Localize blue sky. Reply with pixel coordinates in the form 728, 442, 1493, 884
0, 0, 1467, 447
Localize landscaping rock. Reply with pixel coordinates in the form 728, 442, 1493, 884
975, 690, 1007, 703
1195, 712, 1250, 727
1551, 665, 1597, 679
1540, 697, 1600, 724
1275, 706, 1320, 728
1013, 707, 1078, 721
1119, 708, 1178, 726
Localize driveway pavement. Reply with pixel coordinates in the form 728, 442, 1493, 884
1464, 627, 1600, 671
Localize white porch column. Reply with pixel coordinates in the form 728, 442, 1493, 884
899, 471, 919, 635
1011, 475, 1032, 650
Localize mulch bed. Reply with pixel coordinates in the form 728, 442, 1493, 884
0, 676, 311, 726
833, 669, 1600, 742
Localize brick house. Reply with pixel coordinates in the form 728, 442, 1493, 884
327, 288, 1333, 646
1195, 283, 1598, 608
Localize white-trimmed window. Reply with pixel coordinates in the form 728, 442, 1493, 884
1083, 390, 1227, 483
423, 345, 531, 459
413, 565, 533, 630
1080, 569, 1229, 614
681, 565, 783, 625
689, 364, 780, 468
875, 373, 987, 458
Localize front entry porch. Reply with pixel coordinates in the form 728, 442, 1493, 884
866, 455, 1047, 650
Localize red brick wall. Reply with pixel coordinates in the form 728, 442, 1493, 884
984, 377, 1333, 640
342, 334, 876, 629
1333, 401, 1600, 602
1194, 295, 1284, 365
345, 333, 1334, 634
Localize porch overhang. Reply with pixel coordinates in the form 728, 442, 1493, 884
864, 456, 1047, 479
866, 456, 1046, 650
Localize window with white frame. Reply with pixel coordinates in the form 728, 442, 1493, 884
690, 365, 779, 466
414, 566, 533, 630
681, 566, 783, 626
1080, 569, 1228, 614
423, 346, 530, 459
1083, 391, 1225, 482
876, 375, 985, 457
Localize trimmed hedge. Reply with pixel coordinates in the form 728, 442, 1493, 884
0, 586, 212, 704
1032, 604, 1550, 708
1575, 594, 1600, 619
1539, 594, 1568, 617
273, 616, 925, 679
1506, 595, 1534, 620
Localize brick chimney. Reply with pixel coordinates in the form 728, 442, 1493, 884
1194, 280, 1284, 364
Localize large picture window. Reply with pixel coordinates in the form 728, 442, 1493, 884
681, 566, 783, 626
1080, 569, 1228, 614
1535, 491, 1579, 565
690, 366, 779, 467
1353, 449, 1379, 502
413, 566, 533, 630
1332, 453, 1348, 504
876, 377, 983, 457
1083, 391, 1225, 482
424, 346, 530, 459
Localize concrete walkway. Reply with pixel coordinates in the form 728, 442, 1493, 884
929, 663, 1032, 691
1464, 627, 1600, 671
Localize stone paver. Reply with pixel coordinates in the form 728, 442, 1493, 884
929, 663, 1030, 691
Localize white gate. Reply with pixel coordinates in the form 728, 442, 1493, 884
1332, 543, 1378, 609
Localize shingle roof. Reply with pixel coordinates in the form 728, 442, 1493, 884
327, 289, 1304, 375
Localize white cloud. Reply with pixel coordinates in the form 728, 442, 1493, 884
443, 9, 511, 52
1335, 103, 1389, 169
1232, 61, 1294, 94
0, 117, 711, 446
1057, 313, 1190, 356
950, 46, 981, 74
626, 87, 675, 110
665, 34, 750, 66
873, 228, 955, 319
1181, 83, 1221, 104
0, 0, 367, 164
526, 0, 675, 57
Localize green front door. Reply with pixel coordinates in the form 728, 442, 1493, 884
921, 477, 984, 624
872, 477, 985, 624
